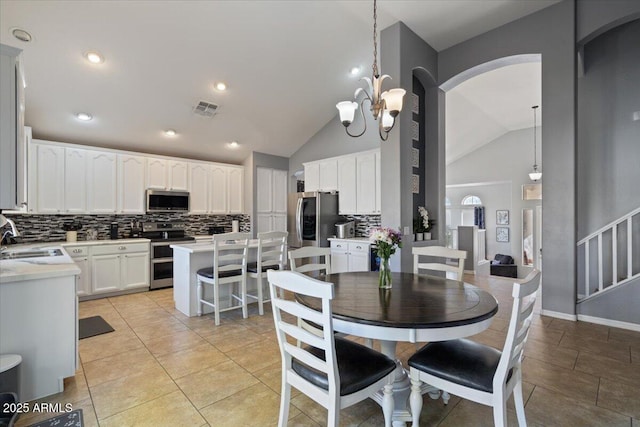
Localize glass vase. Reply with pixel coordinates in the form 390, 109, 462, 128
378, 256, 392, 289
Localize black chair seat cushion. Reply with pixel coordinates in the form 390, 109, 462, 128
408, 338, 512, 393
292, 337, 395, 396
247, 262, 281, 273
196, 267, 242, 279
492, 254, 514, 265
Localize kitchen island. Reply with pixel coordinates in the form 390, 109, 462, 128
0, 244, 80, 401
171, 240, 259, 317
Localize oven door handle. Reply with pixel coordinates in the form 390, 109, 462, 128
151, 257, 174, 263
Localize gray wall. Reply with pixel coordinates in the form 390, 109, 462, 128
438, 0, 576, 316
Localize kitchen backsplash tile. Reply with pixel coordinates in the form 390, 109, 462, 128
338, 214, 381, 238
2, 213, 250, 243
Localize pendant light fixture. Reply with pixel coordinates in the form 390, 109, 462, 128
529, 105, 542, 181
336, 0, 406, 141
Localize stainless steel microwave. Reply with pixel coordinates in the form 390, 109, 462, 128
146, 190, 190, 213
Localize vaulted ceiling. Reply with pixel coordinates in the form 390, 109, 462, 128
0, 0, 557, 164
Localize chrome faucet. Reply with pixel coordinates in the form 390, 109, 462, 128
0, 214, 20, 245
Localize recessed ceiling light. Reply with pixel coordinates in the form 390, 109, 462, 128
75, 112, 93, 121
84, 51, 104, 64
350, 67, 361, 76
227, 141, 239, 149
11, 28, 32, 43
215, 82, 227, 91
164, 129, 177, 137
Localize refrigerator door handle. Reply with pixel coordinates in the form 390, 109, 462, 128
295, 197, 303, 243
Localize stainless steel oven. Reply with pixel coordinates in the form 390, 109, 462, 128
142, 222, 195, 289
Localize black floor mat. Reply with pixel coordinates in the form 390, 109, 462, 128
78, 316, 114, 340
27, 409, 83, 427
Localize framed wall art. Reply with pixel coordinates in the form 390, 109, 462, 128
412, 93, 420, 114
411, 120, 419, 141
496, 209, 509, 225
412, 174, 420, 194
496, 227, 509, 243
411, 147, 420, 168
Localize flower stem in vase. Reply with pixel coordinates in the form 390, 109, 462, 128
379, 256, 392, 289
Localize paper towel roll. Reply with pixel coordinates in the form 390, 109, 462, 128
232, 220, 239, 232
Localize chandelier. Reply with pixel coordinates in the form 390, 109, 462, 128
529, 105, 542, 181
336, 0, 406, 141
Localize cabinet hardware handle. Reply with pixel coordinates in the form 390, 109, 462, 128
356, 246, 361, 249
119, 246, 126, 250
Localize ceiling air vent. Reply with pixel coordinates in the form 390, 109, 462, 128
193, 100, 219, 118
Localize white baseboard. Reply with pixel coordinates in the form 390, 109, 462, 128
577, 314, 640, 332
540, 309, 577, 321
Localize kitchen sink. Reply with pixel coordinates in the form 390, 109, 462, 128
0, 248, 64, 260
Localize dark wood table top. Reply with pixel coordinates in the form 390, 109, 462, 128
296, 271, 499, 329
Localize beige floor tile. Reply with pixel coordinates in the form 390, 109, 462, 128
411, 392, 462, 426
199, 382, 295, 427
560, 333, 631, 363
224, 337, 281, 373
526, 385, 630, 427
469, 328, 506, 349
117, 308, 177, 328
575, 351, 640, 386
286, 412, 322, 426
437, 398, 524, 427
522, 357, 599, 403
202, 325, 266, 353
155, 342, 229, 380
253, 362, 301, 398
175, 360, 259, 409
609, 327, 640, 347
79, 329, 144, 363
523, 338, 579, 369
598, 377, 640, 419
99, 390, 205, 427
90, 364, 178, 420
547, 318, 610, 341
526, 323, 565, 345
142, 329, 205, 356
290, 392, 381, 427
83, 347, 158, 387
27, 371, 91, 408
132, 316, 190, 341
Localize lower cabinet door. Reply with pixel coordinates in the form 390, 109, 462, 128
121, 252, 150, 290
349, 252, 370, 272
91, 254, 121, 294
330, 250, 349, 274
74, 257, 91, 297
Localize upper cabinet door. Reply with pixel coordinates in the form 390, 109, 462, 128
64, 147, 87, 214
87, 151, 117, 213
337, 156, 357, 214
318, 159, 338, 191
209, 165, 228, 214
272, 169, 288, 214
146, 157, 167, 189
227, 167, 244, 214
189, 163, 209, 214
168, 160, 188, 191
118, 154, 146, 214
356, 152, 376, 214
33, 143, 64, 213
304, 162, 319, 192
256, 167, 273, 213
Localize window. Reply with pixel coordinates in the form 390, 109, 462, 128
461, 195, 482, 206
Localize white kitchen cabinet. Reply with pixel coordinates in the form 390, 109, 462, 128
304, 162, 319, 192
356, 151, 377, 214
90, 242, 150, 295
87, 150, 117, 213
256, 167, 287, 234
189, 162, 210, 214
118, 154, 146, 213
337, 156, 357, 214
168, 160, 189, 191
121, 251, 150, 290
31, 143, 64, 213
64, 147, 87, 214
146, 157, 167, 189
330, 239, 371, 273
228, 166, 244, 213
209, 165, 228, 213
319, 159, 338, 191
67, 246, 91, 297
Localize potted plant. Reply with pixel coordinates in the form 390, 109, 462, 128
418, 206, 434, 240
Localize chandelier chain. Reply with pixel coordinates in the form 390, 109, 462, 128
372, 0, 378, 78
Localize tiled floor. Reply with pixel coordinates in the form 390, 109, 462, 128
15, 274, 640, 426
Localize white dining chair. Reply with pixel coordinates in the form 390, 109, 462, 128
412, 246, 467, 280
267, 270, 395, 427
247, 231, 288, 316
408, 269, 541, 427
196, 232, 250, 326
288, 246, 331, 277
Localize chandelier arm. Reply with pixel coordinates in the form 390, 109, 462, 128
378, 119, 389, 141
345, 98, 369, 138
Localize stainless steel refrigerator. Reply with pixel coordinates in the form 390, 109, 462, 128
288, 192, 339, 248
